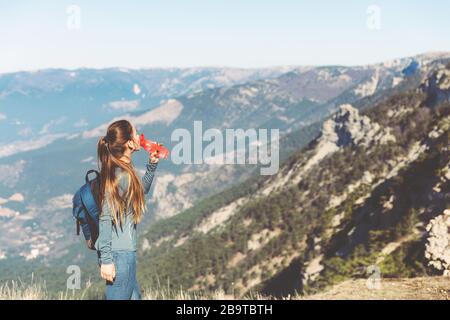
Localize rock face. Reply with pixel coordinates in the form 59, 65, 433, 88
421, 62, 450, 106
258, 103, 396, 195
425, 209, 450, 275
319, 104, 395, 148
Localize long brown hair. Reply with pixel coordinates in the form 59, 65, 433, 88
97, 119, 145, 225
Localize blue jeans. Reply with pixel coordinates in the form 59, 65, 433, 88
104, 250, 141, 300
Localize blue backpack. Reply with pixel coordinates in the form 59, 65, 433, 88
72, 169, 101, 250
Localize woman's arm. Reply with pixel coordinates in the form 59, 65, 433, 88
142, 159, 158, 195
97, 196, 114, 265
97, 194, 116, 282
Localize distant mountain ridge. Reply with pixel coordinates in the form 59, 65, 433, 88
0, 66, 295, 146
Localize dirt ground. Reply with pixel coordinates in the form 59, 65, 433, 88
301, 277, 450, 300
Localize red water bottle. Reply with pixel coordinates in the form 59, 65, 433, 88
139, 133, 169, 159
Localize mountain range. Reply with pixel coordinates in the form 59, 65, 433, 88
0, 52, 449, 298
135, 57, 450, 297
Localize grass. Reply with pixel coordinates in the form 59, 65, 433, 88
2, 275, 449, 300
0, 274, 275, 300
0, 273, 93, 300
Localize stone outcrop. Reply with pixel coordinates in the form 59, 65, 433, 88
319, 104, 396, 148
425, 209, 450, 275
421, 63, 450, 106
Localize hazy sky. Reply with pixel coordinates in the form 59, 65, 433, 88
1, 0, 449, 73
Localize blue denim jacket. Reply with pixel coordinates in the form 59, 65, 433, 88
95, 161, 158, 265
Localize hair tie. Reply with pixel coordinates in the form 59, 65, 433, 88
103, 136, 111, 152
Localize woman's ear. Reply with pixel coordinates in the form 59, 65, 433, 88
128, 139, 139, 151
127, 139, 134, 150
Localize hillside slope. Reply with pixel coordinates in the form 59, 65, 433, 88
137, 59, 450, 298
0, 54, 432, 262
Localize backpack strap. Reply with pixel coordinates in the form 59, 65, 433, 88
85, 169, 99, 184
80, 170, 101, 228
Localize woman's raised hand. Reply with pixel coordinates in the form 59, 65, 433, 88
149, 147, 161, 164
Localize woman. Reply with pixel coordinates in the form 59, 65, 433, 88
95, 119, 159, 300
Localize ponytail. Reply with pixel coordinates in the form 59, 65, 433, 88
97, 123, 146, 226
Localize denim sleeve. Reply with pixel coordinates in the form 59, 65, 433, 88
142, 161, 158, 195
97, 195, 114, 265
